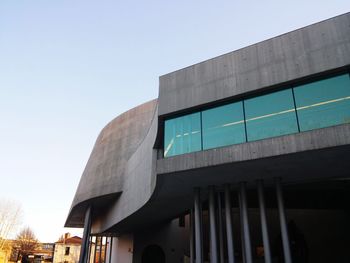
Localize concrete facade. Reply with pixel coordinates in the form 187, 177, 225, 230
66, 13, 350, 263
158, 13, 350, 116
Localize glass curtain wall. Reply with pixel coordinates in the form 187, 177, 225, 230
164, 112, 202, 157
164, 73, 350, 157
202, 102, 246, 150
244, 89, 299, 141
294, 74, 350, 131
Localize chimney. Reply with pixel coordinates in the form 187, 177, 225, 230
64, 233, 71, 241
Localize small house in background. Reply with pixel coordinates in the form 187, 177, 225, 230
53, 233, 97, 263
53, 233, 82, 263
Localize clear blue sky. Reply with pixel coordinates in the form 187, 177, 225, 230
1, 0, 349, 242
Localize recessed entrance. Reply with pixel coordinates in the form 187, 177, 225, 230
141, 244, 165, 263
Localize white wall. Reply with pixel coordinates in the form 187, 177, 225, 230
53, 244, 80, 263
110, 235, 133, 263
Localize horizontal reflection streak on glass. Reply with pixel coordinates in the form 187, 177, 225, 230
205, 120, 245, 131
202, 102, 245, 150
296, 96, 350, 111
222, 120, 245, 127
175, 130, 200, 137
294, 74, 350, 132
245, 89, 298, 142
164, 112, 201, 157
245, 109, 295, 122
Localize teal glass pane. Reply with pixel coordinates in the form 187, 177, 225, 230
164, 112, 202, 157
245, 89, 298, 141
294, 74, 350, 132
202, 102, 246, 150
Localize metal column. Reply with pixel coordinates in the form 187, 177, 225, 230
98, 236, 103, 263
92, 236, 98, 263
79, 206, 92, 263
103, 237, 108, 263
217, 192, 224, 263
109, 237, 113, 263
257, 180, 272, 263
275, 178, 292, 263
238, 191, 246, 263
194, 188, 203, 263
87, 236, 92, 263
224, 184, 235, 263
209, 186, 218, 263
190, 209, 194, 263
239, 182, 253, 263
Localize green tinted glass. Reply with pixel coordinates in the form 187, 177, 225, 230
244, 89, 298, 141
294, 74, 350, 131
202, 102, 246, 150
164, 112, 202, 157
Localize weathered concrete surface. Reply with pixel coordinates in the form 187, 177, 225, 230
90, 103, 159, 233
159, 12, 350, 116
65, 99, 157, 227
157, 124, 350, 174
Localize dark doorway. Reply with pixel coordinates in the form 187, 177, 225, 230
141, 244, 165, 263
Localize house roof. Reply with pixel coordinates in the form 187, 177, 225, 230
55, 236, 82, 245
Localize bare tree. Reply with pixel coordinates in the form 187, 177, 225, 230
0, 199, 22, 251
16, 227, 38, 259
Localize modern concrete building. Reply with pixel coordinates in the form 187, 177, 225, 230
65, 13, 350, 263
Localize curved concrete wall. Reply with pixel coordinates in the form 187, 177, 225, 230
66, 99, 158, 227
91, 103, 159, 233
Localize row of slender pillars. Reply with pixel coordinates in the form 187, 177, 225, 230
191, 178, 292, 263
